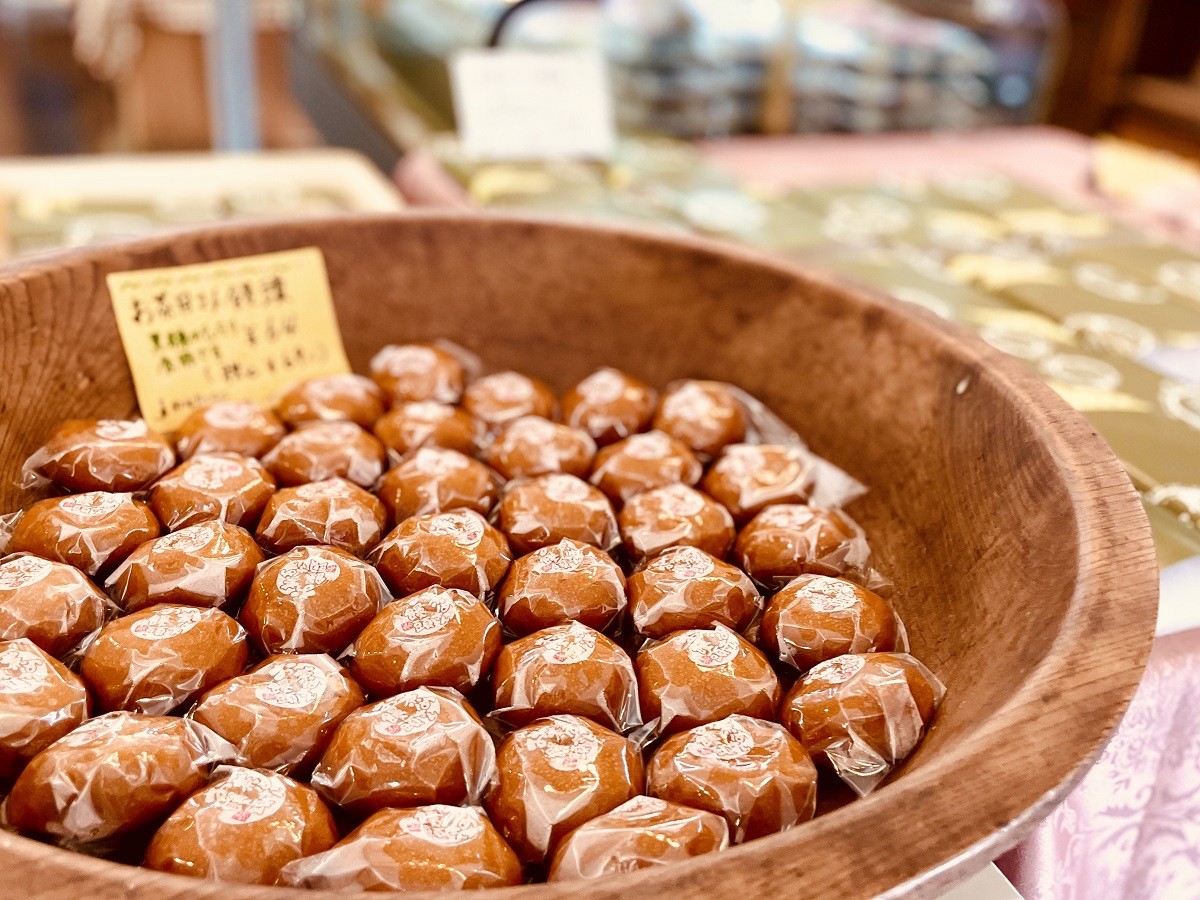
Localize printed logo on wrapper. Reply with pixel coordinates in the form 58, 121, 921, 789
683, 629, 740, 669
130, 605, 205, 640
254, 660, 328, 710
426, 511, 484, 548
374, 345, 437, 377
531, 540, 587, 575
523, 718, 602, 772
0, 642, 49, 693
579, 369, 626, 405
686, 718, 756, 761
394, 589, 458, 637
542, 475, 591, 503
406, 400, 452, 421
485, 373, 534, 404
400, 806, 484, 846
373, 690, 441, 737
623, 432, 672, 461
507, 417, 559, 444
60, 492, 125, 519
807, 578, 860, 613
307, 422, 364, 444
807, 654, 866, 686
95, 419, 148, 441
277, 555, 342, 603
662, 383, 719, 422
296, 479, 349, 501
538, 623, 596, 664
154, 523, 216, 555
759, 505, 816, 529
655, 485, 706, 518
212, 768, 288, 825
0, 556, 54, 591
203, 402, 260, 429
411, 448, 469, 476
60, 714, 127, 747
655, 547, 714, 580
182, 456, 246, 490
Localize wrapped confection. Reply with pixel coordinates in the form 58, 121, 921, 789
735, 504, 874, 588
0, 639, 90, 777
175, 401, 285, 459
375, 448, 500, 525
370, 343, 468, 405
275, 374, 386, 429
261, 421, 386, 488
652, 381, 748, 458
241, 546, 389, 656
282, 806, 522, 892
486, 715, 643, 864
647, 715, 818, 843
371, 509, 511, 599
636, 626, 780, 735
497, 474, 618, 557
373, 401, 484, 457
483, 416, 596, 481
143, 766, 338, 886
589, 431, 703, 507
255, 478, 386, 557
4, 712, 232, 843
628, 547, 761, 638
311, 686, 496, 814
191, 654, 363, 775
149, 453, 276, 530
0, 555, 109, 657
106, 521, 263, 613
9, 492, 160, 577
701, 444, 819, 524
548, 795, 728, 881
349, 586, 502, 697
496, 538, 627, 635
81, 604, 248, 715
462, 371, 555, 429
561, 367, 657, 445
619, 484, 735, 562
22, 418, 175, 493
492, 622, 641, 732
781, 652, 944, 796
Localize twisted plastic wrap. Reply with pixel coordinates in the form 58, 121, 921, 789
373, 401, 484, 457
561, 367, 657, 446
497, 474, 619, 556
21, 418, 175, 493
370, 342, 470, 405
619, 483, 735, 561
261, 421, 386, 488
589, 431, 703, 507
484, 416, 596, 481
8, 492, 160, 577
497, 538, 627, 635
174, 401, 285, 460
735, 504, 880, 590
255, 478, 386, 557
371, 509, 511, 598
0, 639, 90, 777
0, 555, 110, 657
275, 374, 386, 429
375, 448, 499, 524
149, 453, 276, 530
629, 547, 761, 638
462, 371, 556, 429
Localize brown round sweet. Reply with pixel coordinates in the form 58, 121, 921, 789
144, 766, 338, 886
373, 400, 484, 456
486, 715, 643, 864
0, 639, 90, 777
261, 421, 386, 488
81, 604, 249, 715
548, 795, 728, 882
647, 715, 818, 843
175, 401, 286, 459
561, 367, 657, 446
735, 503, 872, 587
371, 509, 511, 599
9, 492, 160, 578
629, 547, 761, 638
589, 431, 703, 506
761, 575, 898, 671
150, 453, 276, 530
311, 686, 496, 815
497, 538, 626, 635
0, 556, 109, 657
492, 622, 640, 732
484, 416, 596, 481
349, 586, 502, 697
23, 418, 175, 493
275, 374, 387, 429
106, 521, 263, 613
375, 447, 499, 525
281, 806, 523, 892
701, 444, 819, 524
619, 483, 735, 562
255, 478, 387, 557
4, 712, 228, 843
370, 343, 468, 405
636, 627, 780, 735
241, 546, 389, 656
191, 654, 364, 775
462, 371, 555, 428
652, 381, 748, 459
497, 474, 618, 557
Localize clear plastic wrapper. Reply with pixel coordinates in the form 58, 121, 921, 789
561, 367, 658, 446
647, 715, 818, 844
8, 492, 160, 578
373, 400, 485, 457
497, 474, 619, 556
483, 416, 597, 481
0, 638, 90, 777
143, 766, 339, 886
275, 374, 386, 430
255, 477, 386, 557
701, 444, 821, 524
735, 503, 882, 590
2, 711, 234, 844
589, 431, 703, 507
311, 686, 497, 814
371, 509, 512, 599
492, 621, 641, 733
462, 371, 557, 431
781, 652, 944, 797
21, 418, 175, 493
629, 547, 761, 638
348, 585, 502, 697
190, 653, 364, 775
485, 715, 644, 864
174, 401, 285, 460
636, 625, 780, 736
281, 805, 523, 892
241, 546, 390, 656
261, 421, 386, 488
651, 381, 749, 459
370, 342, 471, 405
106, 521, 263, 613
497, 538, 627, 635
80, 604, 249, 715
548, 796, 728, 882
0, 554, 111, 658
375, 447, 499, 525
619, 484, 735, 562
149, 453, 277, 531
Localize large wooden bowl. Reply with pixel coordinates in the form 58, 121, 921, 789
0, 214, 1157, 899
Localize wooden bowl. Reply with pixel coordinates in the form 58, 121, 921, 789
0, 214, 1157, 899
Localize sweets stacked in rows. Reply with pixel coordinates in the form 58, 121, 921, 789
0, 342, 944, 891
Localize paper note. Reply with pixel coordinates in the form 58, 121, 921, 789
106, 247, 350, 431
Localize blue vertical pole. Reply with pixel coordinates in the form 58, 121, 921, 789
206, 0, 261, 151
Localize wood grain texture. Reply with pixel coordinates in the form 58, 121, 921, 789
0, 214, 1158, 899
